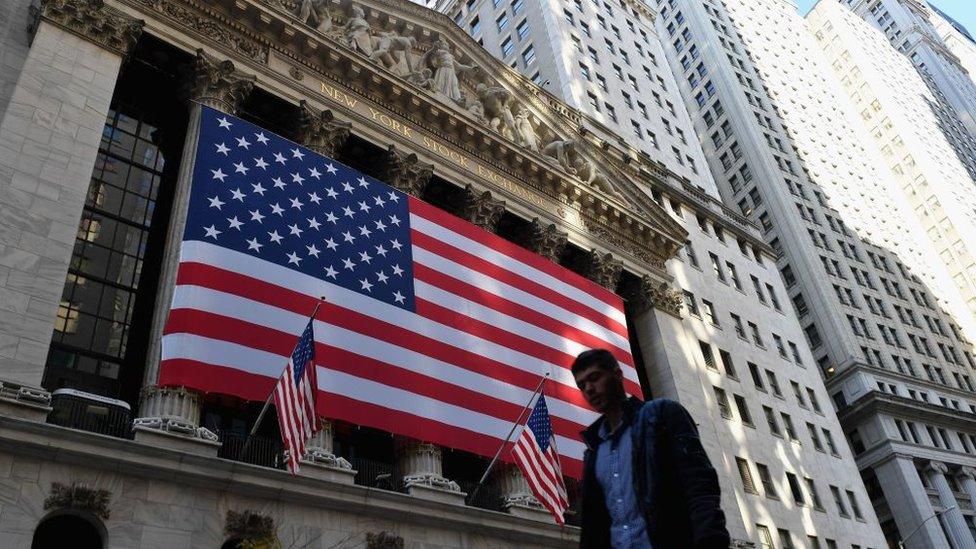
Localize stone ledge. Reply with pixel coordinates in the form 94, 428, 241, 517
132, 425, 221, 457
404, 481, 467, 505
0, 397, 52, 423
0, 416, 578, 547
299, 460, 357, 484
505, 503, 556, 523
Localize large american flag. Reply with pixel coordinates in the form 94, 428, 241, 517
160, 105, 642, 477
512, 394, 568, 524
274, 318, 318, 475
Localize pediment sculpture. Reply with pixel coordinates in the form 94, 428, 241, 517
289, 2, 626, 200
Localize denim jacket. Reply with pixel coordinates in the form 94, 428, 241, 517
578, 397, 730, 549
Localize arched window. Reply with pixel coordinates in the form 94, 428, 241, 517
31, 511, 104, 549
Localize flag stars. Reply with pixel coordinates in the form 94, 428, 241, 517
308, 192, 321, 204
268, 230, 283, 244
291, 172, 305, 184
246, 237, 263, 252
376, 271, 389, 284
374, 219, 387, 232
389, 215, 402, 227
324, 265, 338, 279
306, 244, 320, 258
272, 177, 287, 190
273, 151, 287, 164
374, 195, 386, 207
357, 176, 370, 189
289, 197, 304, 210
288, 223, 303, 237
392, 264, 404, 276
342, 231, 355, 243
251, 182, 267, 196
217, 116, 233, 129
255, 132, 270, 145
342, 181, 356, 194
236, 136, 251, 149
227, 216, 243, 230
286, 251, 302, 266
324, 237, 338, 251
342, 206, 356, 219
215, 142, 230, 155
393, 291, 406, 304
342, 257, 356, 271
375, 244, 388, 257
208, 195, 225, 209
307, 217, 321, 230
325, 187, 339, 199
390, 239, 403, 251
358, 200, 371, 213
254, 157, 269, 170
204, 225, 221, 239
309, 167, 321, 179
250, 209, 265, 223
325, 163, 338, 175
233, 161, 248, 174
270, 203, 285, 216
211, 168, 227, 182
359, 225, 372, 238
325, 212, 339, 224
291, 148, 305, 160
230, 188, 246, 202
360, 278, 373, 292
388, 191, 400, 203
359, 251, 373, 265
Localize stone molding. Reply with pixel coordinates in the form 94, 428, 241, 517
131, 0, 268, 63
181, 49, 256, 113
461, 185, 506, 232
395, 438, 461, 494
381, 145, 433, 197
29, 0, 145, 56
0, 380, 53, 422
303, 420, 353, 471
44, 482, 111, 520
926, 460, 950, 476
622, 275, 684, 318
526, 218, 568, 261
295, 101, 352, 158
959, 466, 976, 482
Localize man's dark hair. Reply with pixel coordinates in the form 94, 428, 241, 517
571, 349, 619, 375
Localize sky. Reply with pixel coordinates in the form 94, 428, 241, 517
796, 0, 976, 39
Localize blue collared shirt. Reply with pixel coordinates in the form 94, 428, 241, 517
595, 419, 652, 548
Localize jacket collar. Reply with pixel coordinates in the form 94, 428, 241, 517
581, 395, 644, 450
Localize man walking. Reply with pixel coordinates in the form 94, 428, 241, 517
573, 349, 730, 548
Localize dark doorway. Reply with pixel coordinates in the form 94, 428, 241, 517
32, 512, 104, 549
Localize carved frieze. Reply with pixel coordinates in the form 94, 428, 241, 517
44, 482, 111, 520
296, 100, 351, 158
382, 145, 433, 197
526, 218, 568, 261
29, 0, 144, 56
581, 250, 623, 291
461, 185, 506, 233
181, 49, 255, 113
133, 0, 268, 64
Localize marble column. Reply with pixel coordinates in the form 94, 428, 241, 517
461, 185, 506, 233
381, 145, 433, 197
581, 249, 623, 291
957, 466, 976, 515
299, 419, 356, 483
495, 462, 551, 521
926, 461, 976, 549
525, 218, 568, 261
294, 100, 350, 159
0, 0, 143, 421
133, 49, 254, 454
395, 437, 465, 504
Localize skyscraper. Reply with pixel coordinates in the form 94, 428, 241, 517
433, 0, 887, 545
654, 0, 976, 546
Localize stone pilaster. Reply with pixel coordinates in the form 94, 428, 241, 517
295, 100, 351, 158
873, 456, 947, 549
29, 0, 144, 56
395, 437, 465, 504
300, 419, 356, 484
957, 466, 976, 514
925, 461, 976, 549
495, 463, 551, 521
135, 50, 255, 453
0, 0, 143, 421
461, 185, 506, 233
381, 145, 433, 197
581, 250, 623, 291
621, 275, 683, 318
526, 218, 568, 261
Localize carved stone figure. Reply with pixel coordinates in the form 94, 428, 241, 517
463, 96, 487, 123
541, 138, 617, 195
476, 82, 517, 140
344, 5, 373, 56
407, 68, 435, 90
295, 0, 332, 33
514, 105, 540, 151
421, 38, 474, 103
371, 27, 416, 77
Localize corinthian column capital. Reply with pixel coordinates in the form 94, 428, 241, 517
181, 49, 256, 113
29, 0, 144, 56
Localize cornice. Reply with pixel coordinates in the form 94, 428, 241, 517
839, 390, 976, 433
30, 0, 145, 56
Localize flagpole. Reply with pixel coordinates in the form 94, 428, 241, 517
239, 296, 325, 461
467, 373, 549, 505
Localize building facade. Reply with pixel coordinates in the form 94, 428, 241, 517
653, 0, 976, 547
839, 0, 976, 142
0, 0, 866, 547
426, 0, 891, 546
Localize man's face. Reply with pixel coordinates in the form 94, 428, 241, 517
574, 364, 624, 414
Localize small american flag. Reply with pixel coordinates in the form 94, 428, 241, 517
274, 318, 319, 474
512, 394, 569, 524
160, 106, 642, 477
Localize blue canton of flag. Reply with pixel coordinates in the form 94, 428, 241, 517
290, 319, 315, 384
527, 394, 554, 452
184, 105, 416, 311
